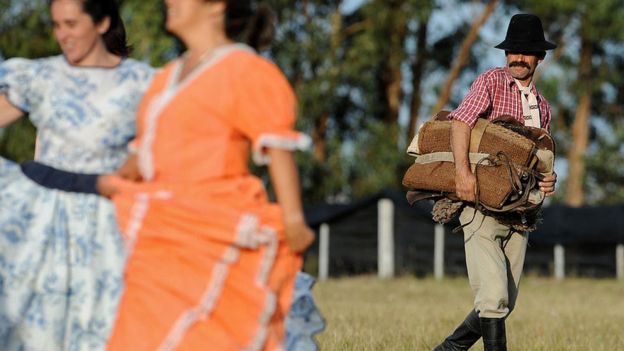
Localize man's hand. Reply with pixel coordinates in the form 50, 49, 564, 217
455, 167, 476, 202
539, 172, 557, 197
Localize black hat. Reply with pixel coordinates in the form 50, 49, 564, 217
495, 14, 556, 52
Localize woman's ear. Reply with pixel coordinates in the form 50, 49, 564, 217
206, 1, 226, 16
97, 16, 111, 35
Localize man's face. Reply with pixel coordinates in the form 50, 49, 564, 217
505, 52, 543, 84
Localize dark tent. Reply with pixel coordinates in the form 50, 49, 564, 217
303, 188, 624, 278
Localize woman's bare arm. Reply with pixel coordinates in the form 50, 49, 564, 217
0, 95, 24, 127
267, 148, 315, 253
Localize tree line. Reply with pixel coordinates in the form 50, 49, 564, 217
1, 0, 623, 206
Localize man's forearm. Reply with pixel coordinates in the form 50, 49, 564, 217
451, 119, 472, 174
451, 119, 477, 202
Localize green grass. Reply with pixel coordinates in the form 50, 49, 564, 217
313, 276, 624, 350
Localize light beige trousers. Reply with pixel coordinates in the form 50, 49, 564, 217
460, 207, 528, 319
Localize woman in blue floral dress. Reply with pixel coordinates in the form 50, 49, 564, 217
0, 1, 153, 350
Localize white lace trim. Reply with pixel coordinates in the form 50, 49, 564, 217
244, 226, 280, 351
157, 246, 240, 351
138, 44, 255, 181
124, 191, 172, 256
157, 212, 280, 351
253, 133, 312, 165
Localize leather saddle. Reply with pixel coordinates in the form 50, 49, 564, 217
402, 111, 555, 214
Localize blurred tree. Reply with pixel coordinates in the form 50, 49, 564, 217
120, 0, 178, 66
0, 0, 54, 161
0, 0, 177, 162
0, 1, 56, 58
406, 6, 430, 143
11, 0, 619, 206
267, 0, 488, 201
0, 119, 37, 163
431, 0, 497, 113
515, 0, 624, 205
585, 122, 624, 204
266, 0, 351, 201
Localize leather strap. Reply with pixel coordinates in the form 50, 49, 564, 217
468, 119, 489, 172
414, 152, 492, 165
406, 190, 445, 205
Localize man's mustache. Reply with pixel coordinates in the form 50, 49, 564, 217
509, 61, 530, 69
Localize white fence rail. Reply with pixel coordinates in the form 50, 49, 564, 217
377, 199, 395, 279
434, 224, 445, 280
318, 223, 330, 281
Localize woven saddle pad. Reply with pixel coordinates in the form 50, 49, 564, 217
402, 112, 554, 211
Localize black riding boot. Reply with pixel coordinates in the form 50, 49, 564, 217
480, 317, 507, 351
433, 310, 481, 351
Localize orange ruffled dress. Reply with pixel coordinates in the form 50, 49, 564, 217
106, 45, 311, 351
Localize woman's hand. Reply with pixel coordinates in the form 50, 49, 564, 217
96, 174, 119, 198
97, 154, 143, 198
539, 172, 557, 197
117, 153, 142, 181
284, 215, 315, 253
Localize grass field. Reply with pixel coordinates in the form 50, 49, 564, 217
312, 276, 624, 351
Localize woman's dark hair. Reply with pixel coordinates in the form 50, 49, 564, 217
219, 1, 276, 50
50, 0, 131, 56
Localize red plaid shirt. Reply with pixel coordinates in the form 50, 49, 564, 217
448, 67, 552, 131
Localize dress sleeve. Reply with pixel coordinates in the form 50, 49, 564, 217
233, 58, 311, 165
0, 58, 37, 112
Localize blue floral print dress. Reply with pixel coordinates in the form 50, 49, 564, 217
0, 55, 153, 351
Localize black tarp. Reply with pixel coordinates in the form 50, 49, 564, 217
303, 188, 624, 278
532, 204, 624, 244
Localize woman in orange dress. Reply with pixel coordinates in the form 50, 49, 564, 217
98, 1, 316, 350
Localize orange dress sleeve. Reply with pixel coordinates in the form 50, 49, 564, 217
232, 56, 311, 165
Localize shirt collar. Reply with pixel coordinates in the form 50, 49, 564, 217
503, 67, 541, 100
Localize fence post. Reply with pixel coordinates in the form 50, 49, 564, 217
318, 223, 330, 281
616, 244, 624, 280
434, 224, 445, 280
378, 199, 395, 278
554, 244, 565, 280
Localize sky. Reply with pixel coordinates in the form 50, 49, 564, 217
340, 0, 369, 14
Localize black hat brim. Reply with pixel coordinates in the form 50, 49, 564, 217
495, 40, 557, 52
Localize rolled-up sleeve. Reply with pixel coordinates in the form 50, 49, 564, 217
448, 72, 493, 129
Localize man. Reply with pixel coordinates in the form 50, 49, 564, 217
433, 14, 558, 351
